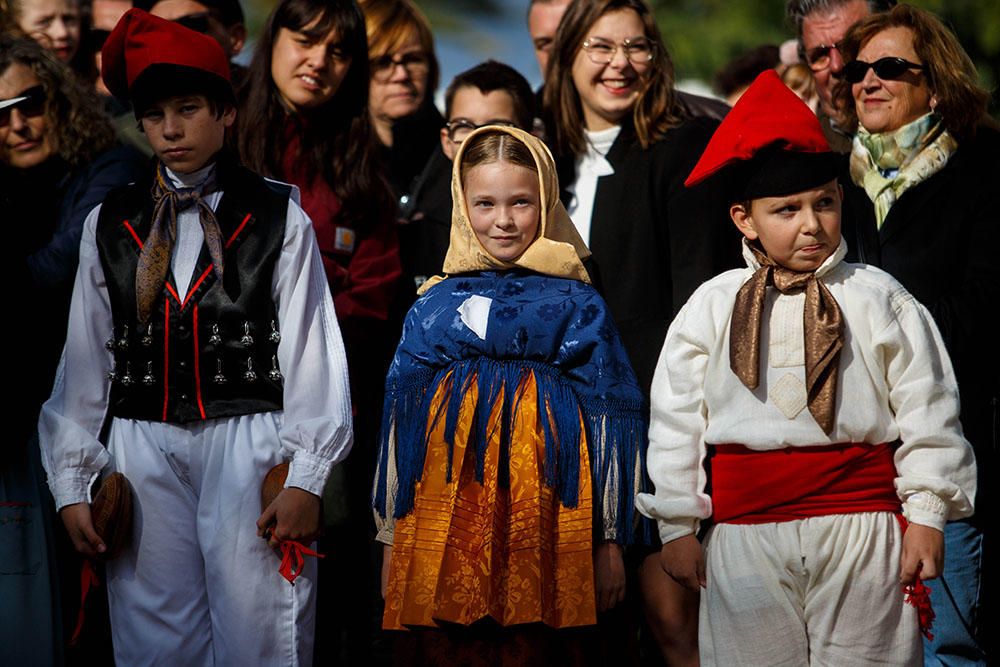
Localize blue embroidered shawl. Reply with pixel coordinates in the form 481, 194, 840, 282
373, 270, 653, 545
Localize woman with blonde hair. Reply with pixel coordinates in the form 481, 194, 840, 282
358, 0, 443, 199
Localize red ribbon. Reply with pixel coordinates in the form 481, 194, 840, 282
276, 540, 324, 585
895, 515, 936, 640
70, 560, 101, 646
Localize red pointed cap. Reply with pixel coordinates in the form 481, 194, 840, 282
101, 8, 231, 102
685, 70, 835, 196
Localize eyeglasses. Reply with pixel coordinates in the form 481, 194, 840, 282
446, 120, 516, 143
370, 51, 430, 81
803, 41, 845, 72
0, 85, 46, 128
842, 57, 925, 84
581, 37, 655, 65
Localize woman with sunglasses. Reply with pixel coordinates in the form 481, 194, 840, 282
836, 6, 997, 664
544, 0, 738, 664
0, 34, 143, 663
233, 0, 399, 660
358, 0, 443, 202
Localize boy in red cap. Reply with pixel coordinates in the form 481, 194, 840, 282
635, 70, 977, 666
37, 9, 351, 664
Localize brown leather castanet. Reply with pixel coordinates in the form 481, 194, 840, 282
261, 462, 289, 512
91, 472, 134, 560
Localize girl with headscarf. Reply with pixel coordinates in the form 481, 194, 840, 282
373, 125, 652, 661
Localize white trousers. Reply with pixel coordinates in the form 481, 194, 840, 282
700, 512, 921, 667
105, 412, 316, 666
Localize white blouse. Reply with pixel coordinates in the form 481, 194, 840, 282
566, 125, 620, 244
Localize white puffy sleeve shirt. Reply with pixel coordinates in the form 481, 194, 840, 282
635, 241, 976, 544
39, 169, 353, 510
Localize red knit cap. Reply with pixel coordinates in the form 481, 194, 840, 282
685, 70, 837, 199
101, 8, 231, 102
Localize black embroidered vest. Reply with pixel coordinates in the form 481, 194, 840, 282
96, 161, 290, 423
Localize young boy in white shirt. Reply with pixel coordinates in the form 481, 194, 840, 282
635, 71, 976, 666
39, 9, 352, 664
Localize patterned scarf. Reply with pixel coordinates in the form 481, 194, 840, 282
849, 113, 958, 228
730, 243, 843, 435
135, 162, 225, 324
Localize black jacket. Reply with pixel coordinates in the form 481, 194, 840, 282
558, 118, 742, 391
840, 124, 1000, 515
398, 145, 452, 292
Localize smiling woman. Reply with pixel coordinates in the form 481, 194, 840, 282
543, 1, 741, 663
835, 6, 996, 663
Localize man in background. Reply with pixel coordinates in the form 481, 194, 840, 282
786, 0, 895, 152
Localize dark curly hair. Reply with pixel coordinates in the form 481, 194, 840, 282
0, 35, 114, 169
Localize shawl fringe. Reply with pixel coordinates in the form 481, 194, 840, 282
374, 358, 649, 544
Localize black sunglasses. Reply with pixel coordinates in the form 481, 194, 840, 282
0, 85, 47, 128
843, 57, 925, 84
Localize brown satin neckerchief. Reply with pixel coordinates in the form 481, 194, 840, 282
136, 163, 225, 325
729, 243, 843, 434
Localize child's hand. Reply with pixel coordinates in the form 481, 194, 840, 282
381, 544, 393, 599
594, 542, 626, 612
60, 502, 106, 559
256, 487, 321, 549
900, 522, 944, 585
659, 534, 705, 592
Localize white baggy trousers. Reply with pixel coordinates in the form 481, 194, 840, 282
105, 412, 316, 666
699, 512, 921, 667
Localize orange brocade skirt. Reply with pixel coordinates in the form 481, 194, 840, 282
383, 370, 596, 630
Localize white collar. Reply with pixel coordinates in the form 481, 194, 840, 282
164, 161, 218, 191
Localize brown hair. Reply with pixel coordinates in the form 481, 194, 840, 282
835, 4, 991, 142
234, 0, 393, 233
460, 130, 538, 186
357, 0, 439, 94
543, 0, 682, 156
0, 35, 114, 169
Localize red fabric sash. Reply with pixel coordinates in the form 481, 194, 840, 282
711, 442, 900, 524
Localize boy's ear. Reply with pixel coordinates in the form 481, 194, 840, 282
440, 127, 456, 161
730, 203, 758, 240
222, 104, 237, 128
